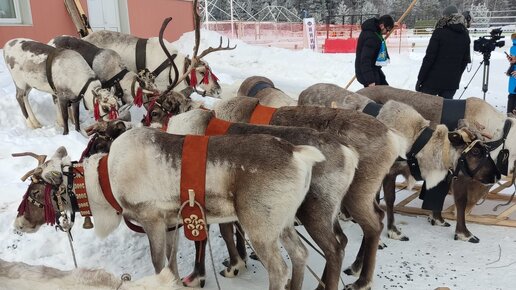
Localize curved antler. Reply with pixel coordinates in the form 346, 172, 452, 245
12, 152, 47, 181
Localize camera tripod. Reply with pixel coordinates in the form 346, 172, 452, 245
459, 52, 491, 100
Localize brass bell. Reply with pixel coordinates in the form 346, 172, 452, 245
82, 216, 94, 229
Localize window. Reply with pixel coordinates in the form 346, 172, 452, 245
0, 0, 31, 25
0, 0, 21, 24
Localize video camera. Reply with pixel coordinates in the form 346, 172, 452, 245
473, 28, 505, 54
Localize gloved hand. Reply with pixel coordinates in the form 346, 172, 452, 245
415, 80, 423, 92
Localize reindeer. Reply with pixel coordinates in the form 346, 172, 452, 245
83, 2, 235, 98
237, 76, 297, 107
357, 85, 516, 242
147, 108, 358, 290
298, 83, 500, 243
49, 36, 158, 107
13, 127, 325, 290
143, 91, 496, 289
3, 38, 120, 135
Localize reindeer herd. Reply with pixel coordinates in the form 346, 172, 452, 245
4, 2, 516, 290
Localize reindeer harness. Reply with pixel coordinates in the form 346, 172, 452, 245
136, 38, 178, 86
249, 103, 277, 125
247, 81, 275, 97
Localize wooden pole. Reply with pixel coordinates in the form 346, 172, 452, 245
344, 0, 419, 89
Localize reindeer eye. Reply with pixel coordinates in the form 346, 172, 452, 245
151, 111, 159, 117
470, 148, 481, 156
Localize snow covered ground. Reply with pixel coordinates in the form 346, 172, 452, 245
1, 30, 516, 290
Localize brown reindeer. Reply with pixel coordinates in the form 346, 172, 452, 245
13, 127, 325, 290
163, 108, 359, 290
298, 83, 500, 242
357, 85, 516, 242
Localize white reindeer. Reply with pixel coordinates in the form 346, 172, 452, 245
3, 38, 119, 134
48, 35, 158, 107
83, 3, 235, 98
13, 127, 325, 290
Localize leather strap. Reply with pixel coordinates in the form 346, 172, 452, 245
362, 102, 383, 117
136, 38, 148, 73
441, 99, 466, 130
98, 155, 122, 214
405, 127, 434, 181
72, 163, 92, 217
180, 135, 209, 241
247, 81, 274, 97
249, 104, 277, 125
206, 116, 231, 135
46, 48, 64, 94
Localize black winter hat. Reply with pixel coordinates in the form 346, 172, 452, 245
443, 5, 459, 17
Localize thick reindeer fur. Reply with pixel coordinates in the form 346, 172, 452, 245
83, 30, 221, 97
212, 96, 401, 290
16, 130, 324, 290
237, 76, 297, 107
3, 38, 117, 134
0, 259, 185, 290
168, 109, 359, 290
357, 85, 514, 242
49, 36, 154, 105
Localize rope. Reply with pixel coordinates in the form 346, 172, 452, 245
66, 230, 78, 268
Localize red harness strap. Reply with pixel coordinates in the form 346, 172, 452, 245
98, 155, 123, 214
72, 163, 92, 217
205, 117, 232, 135
180, 135, 209, 241
249, 103, 277, 125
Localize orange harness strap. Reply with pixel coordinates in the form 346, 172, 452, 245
205, 116, 232, 135
249, 103, 277, 125
180, 135, 209, 241
98, 155, 123, 214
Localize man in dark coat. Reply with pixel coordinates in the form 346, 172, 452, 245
416, 5, 471, 99
355, 15, 395, 87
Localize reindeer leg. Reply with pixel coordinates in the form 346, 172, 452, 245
300, 212, 346, 290
165, 230, 179, 279
17, 87, 41, 129
453, 184, 480, 243
182, 238, 206, 287
57, 98, 70, 135
343, 199, 384, 290
71, 101, 80, 132
383, 173, 408, 241
220, 223, 246, 278
234, 222, 247, 261
142, 221, 167, 274
279, 225, 307, 290
53, 95, 65, 127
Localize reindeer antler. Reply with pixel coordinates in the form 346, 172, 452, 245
196, 36, 237, 60
12, 152, 47, 181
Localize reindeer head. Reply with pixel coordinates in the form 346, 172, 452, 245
92, 87, 120, 121
447, 127, 500, 185
158, 1, 235, 98
142, 88, 195, 128
81, 120, 131, 159
129, 69, 159, 107
12, 148, 70, 233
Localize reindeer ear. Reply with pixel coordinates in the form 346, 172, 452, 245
52, 146, 68, 160
448, 132, 465, 147
110, 86, 116, 95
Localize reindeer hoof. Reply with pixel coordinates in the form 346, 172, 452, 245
454, 233, 480, 243
343, 267, 360, 277
249, 251, 260, 261
378, 240, 387, 249
387, 229, 409, 241
220, 258, 246, 278
344, 282, 372, 290
181, 273, 206, 288
428, 216, 450, 227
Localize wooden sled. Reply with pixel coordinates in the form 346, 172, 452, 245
390, 174, 516, 228
64, 0, 92, 37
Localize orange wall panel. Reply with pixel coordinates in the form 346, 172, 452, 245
127, 0, 193, 41
0, 0, 88, 46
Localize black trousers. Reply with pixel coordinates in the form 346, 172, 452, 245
420, 87, 457, 99
508, 94, 516, 113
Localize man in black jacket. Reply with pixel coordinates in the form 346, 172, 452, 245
355, 15, 395, 87
416, 5, 471, 99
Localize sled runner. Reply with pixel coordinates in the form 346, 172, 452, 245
64, 0, 92, 37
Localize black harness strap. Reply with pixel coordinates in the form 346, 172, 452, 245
440, 99, 466, 130
46, 48, 65, 94
102, 69, 129, 89
485, 119, 513, 152
485, 119, 513, 175
79, 77, 98, 109
152, 56, 176, 84
248, 81, 274, 97
405, 127, 434, 181
136, 38, 148, 73
362, 102, 383, 117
